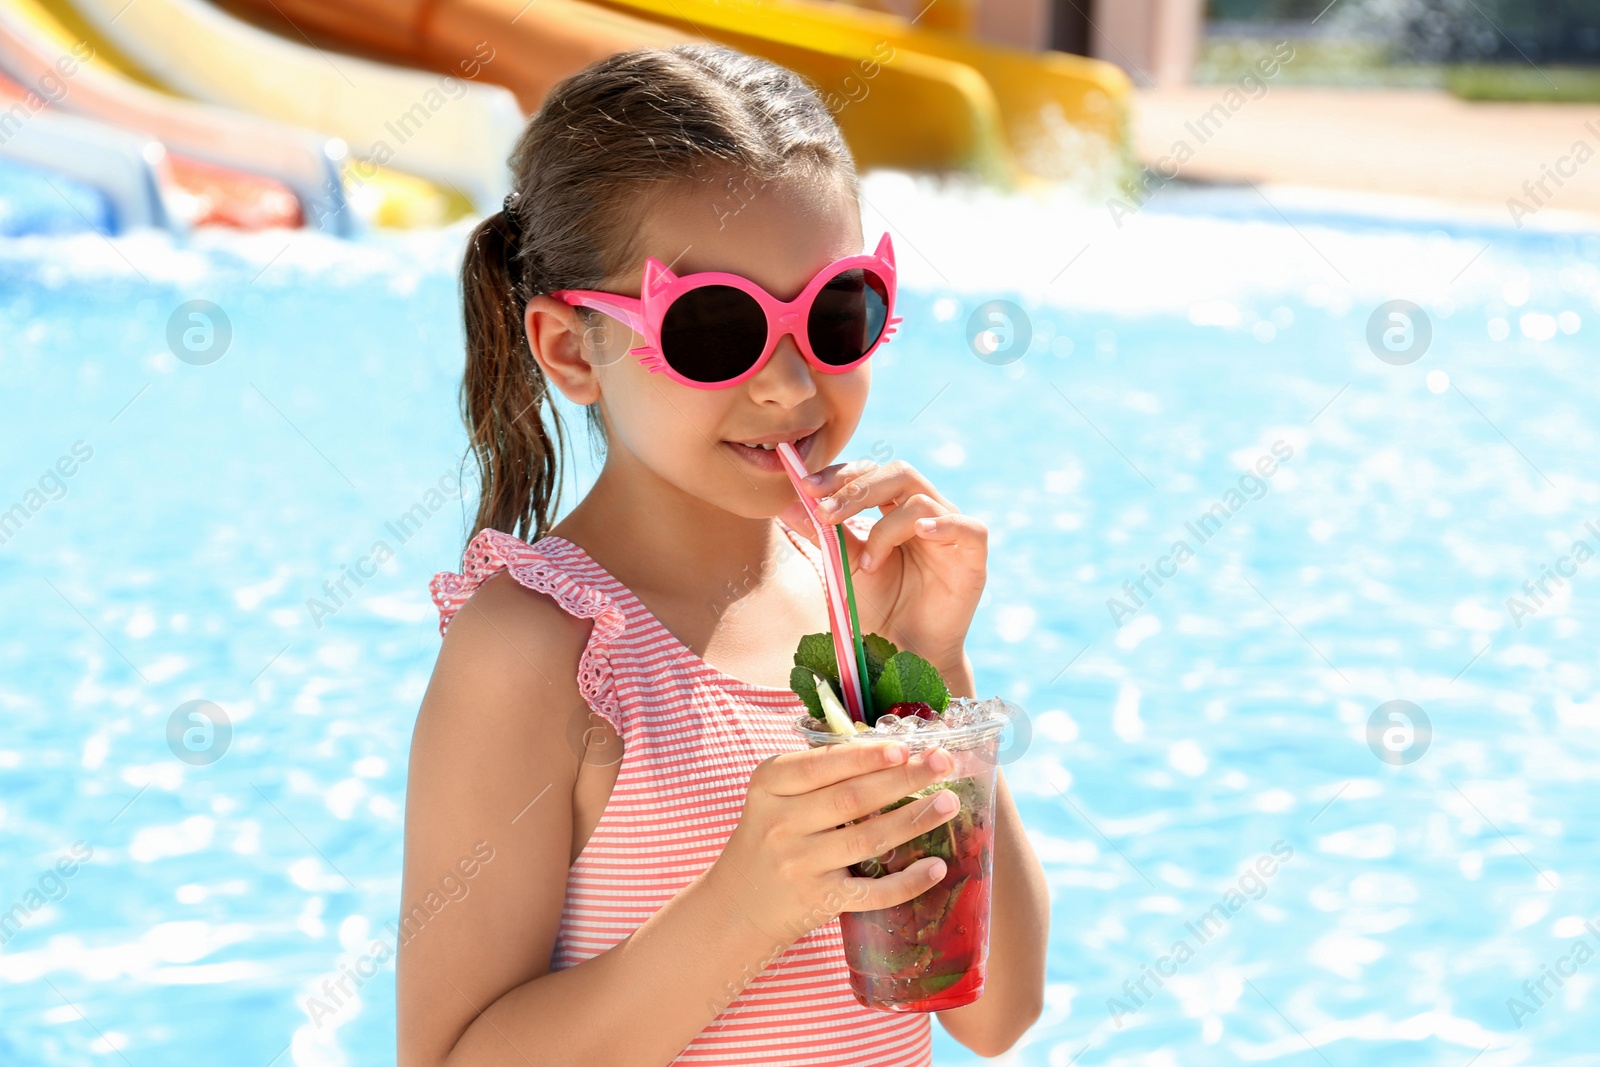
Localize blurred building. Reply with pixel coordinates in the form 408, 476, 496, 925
1051, 0, 1203, 86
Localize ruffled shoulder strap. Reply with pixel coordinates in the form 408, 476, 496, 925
429, 528, 629, 734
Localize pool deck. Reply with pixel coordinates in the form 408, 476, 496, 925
1131, 85, 1600, 225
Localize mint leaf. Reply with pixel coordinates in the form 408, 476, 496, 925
920, 971, 966, 994
793, 632, 838, 684
861, 632, 898, 689
873, 941, 932, 975
789, 665, 824, 719
872, 650, 951, 712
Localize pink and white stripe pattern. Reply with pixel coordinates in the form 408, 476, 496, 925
429, 514, 931, 1066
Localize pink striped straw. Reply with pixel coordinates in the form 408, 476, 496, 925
775, 441, 868, 724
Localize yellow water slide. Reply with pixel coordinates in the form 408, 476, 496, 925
48, 0, 527, 224
582, 0, 1130, 187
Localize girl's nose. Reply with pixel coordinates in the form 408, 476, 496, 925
748, 326, 816, 400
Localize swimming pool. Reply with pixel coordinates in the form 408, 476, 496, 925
2, 171, 1596, 1065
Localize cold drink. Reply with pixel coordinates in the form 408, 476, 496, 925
796, 699, 1010, 1012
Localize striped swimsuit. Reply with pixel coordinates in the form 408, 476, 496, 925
430, 513, 932, 1066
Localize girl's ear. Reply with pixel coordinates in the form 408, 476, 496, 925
525, 295, 603, 406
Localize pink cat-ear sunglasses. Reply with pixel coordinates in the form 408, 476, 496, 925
549, 232, 901, 389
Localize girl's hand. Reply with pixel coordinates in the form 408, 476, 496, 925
777, 459, 986, 675
716, 738, 961, 938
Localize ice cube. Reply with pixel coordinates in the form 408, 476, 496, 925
875, 713, 903, 732
976, 697, 1008, 724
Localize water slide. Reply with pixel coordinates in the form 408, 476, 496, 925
216, 0, 693, 113
217, 0, 1012, 183
580, 0, 1131, 185
0, 0, 345, 232
27, 0, 451, 230
0, 4, 301, 232
50, 0, 526, 219
220, 0, 1129, 187
0, 156, 110, 235
0, 86, 175, 232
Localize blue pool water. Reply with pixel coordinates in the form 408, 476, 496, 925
2, 173, 1598, 1066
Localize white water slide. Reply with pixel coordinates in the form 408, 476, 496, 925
66, 0, 524, 214
0, 0, 353, 233
0, 106, 175, 231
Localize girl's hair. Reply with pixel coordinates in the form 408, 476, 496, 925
458, 43, 859, 547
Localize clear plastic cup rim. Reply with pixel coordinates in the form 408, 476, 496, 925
793, 696, 1016, 749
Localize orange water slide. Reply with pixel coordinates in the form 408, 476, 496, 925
216, 0, 692, 113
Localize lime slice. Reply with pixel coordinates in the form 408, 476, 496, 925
811, 669, 857, 736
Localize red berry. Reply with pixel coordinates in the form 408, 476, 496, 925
885, 701, 938, 721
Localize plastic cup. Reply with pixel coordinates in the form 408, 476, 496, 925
795, 699, 1013, 1012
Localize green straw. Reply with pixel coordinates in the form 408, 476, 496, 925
834, 528, 875, 724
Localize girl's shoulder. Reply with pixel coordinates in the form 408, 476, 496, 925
429, 526, 631, 735
430, 527, 624, 641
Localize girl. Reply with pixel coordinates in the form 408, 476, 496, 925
399, 43, 1049, 1067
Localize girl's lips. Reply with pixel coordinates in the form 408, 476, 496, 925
723, 427, 821, 472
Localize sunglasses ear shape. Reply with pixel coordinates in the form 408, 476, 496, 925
873, 232, 895, 270
641, 257, 679, 302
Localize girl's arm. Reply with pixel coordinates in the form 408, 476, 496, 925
397, 571, 788, 1067
933, 652, 1050, 1057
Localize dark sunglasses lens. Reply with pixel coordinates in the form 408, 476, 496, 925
660, 285, 767, 384
807, 267, 890, 367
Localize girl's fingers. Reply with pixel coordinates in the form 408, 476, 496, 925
820, 786, 960, 870
761, 736, 910, 798
864, 511, 985, 575
849, 493, 947, 571
837, 857, 949, 914
816, 460, 955, 524
900, 510, 986, 556
800, 458, 880, 498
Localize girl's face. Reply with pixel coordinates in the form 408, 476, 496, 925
539, 174, 871, 520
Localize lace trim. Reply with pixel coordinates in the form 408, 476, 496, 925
429, 528, 628, 735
